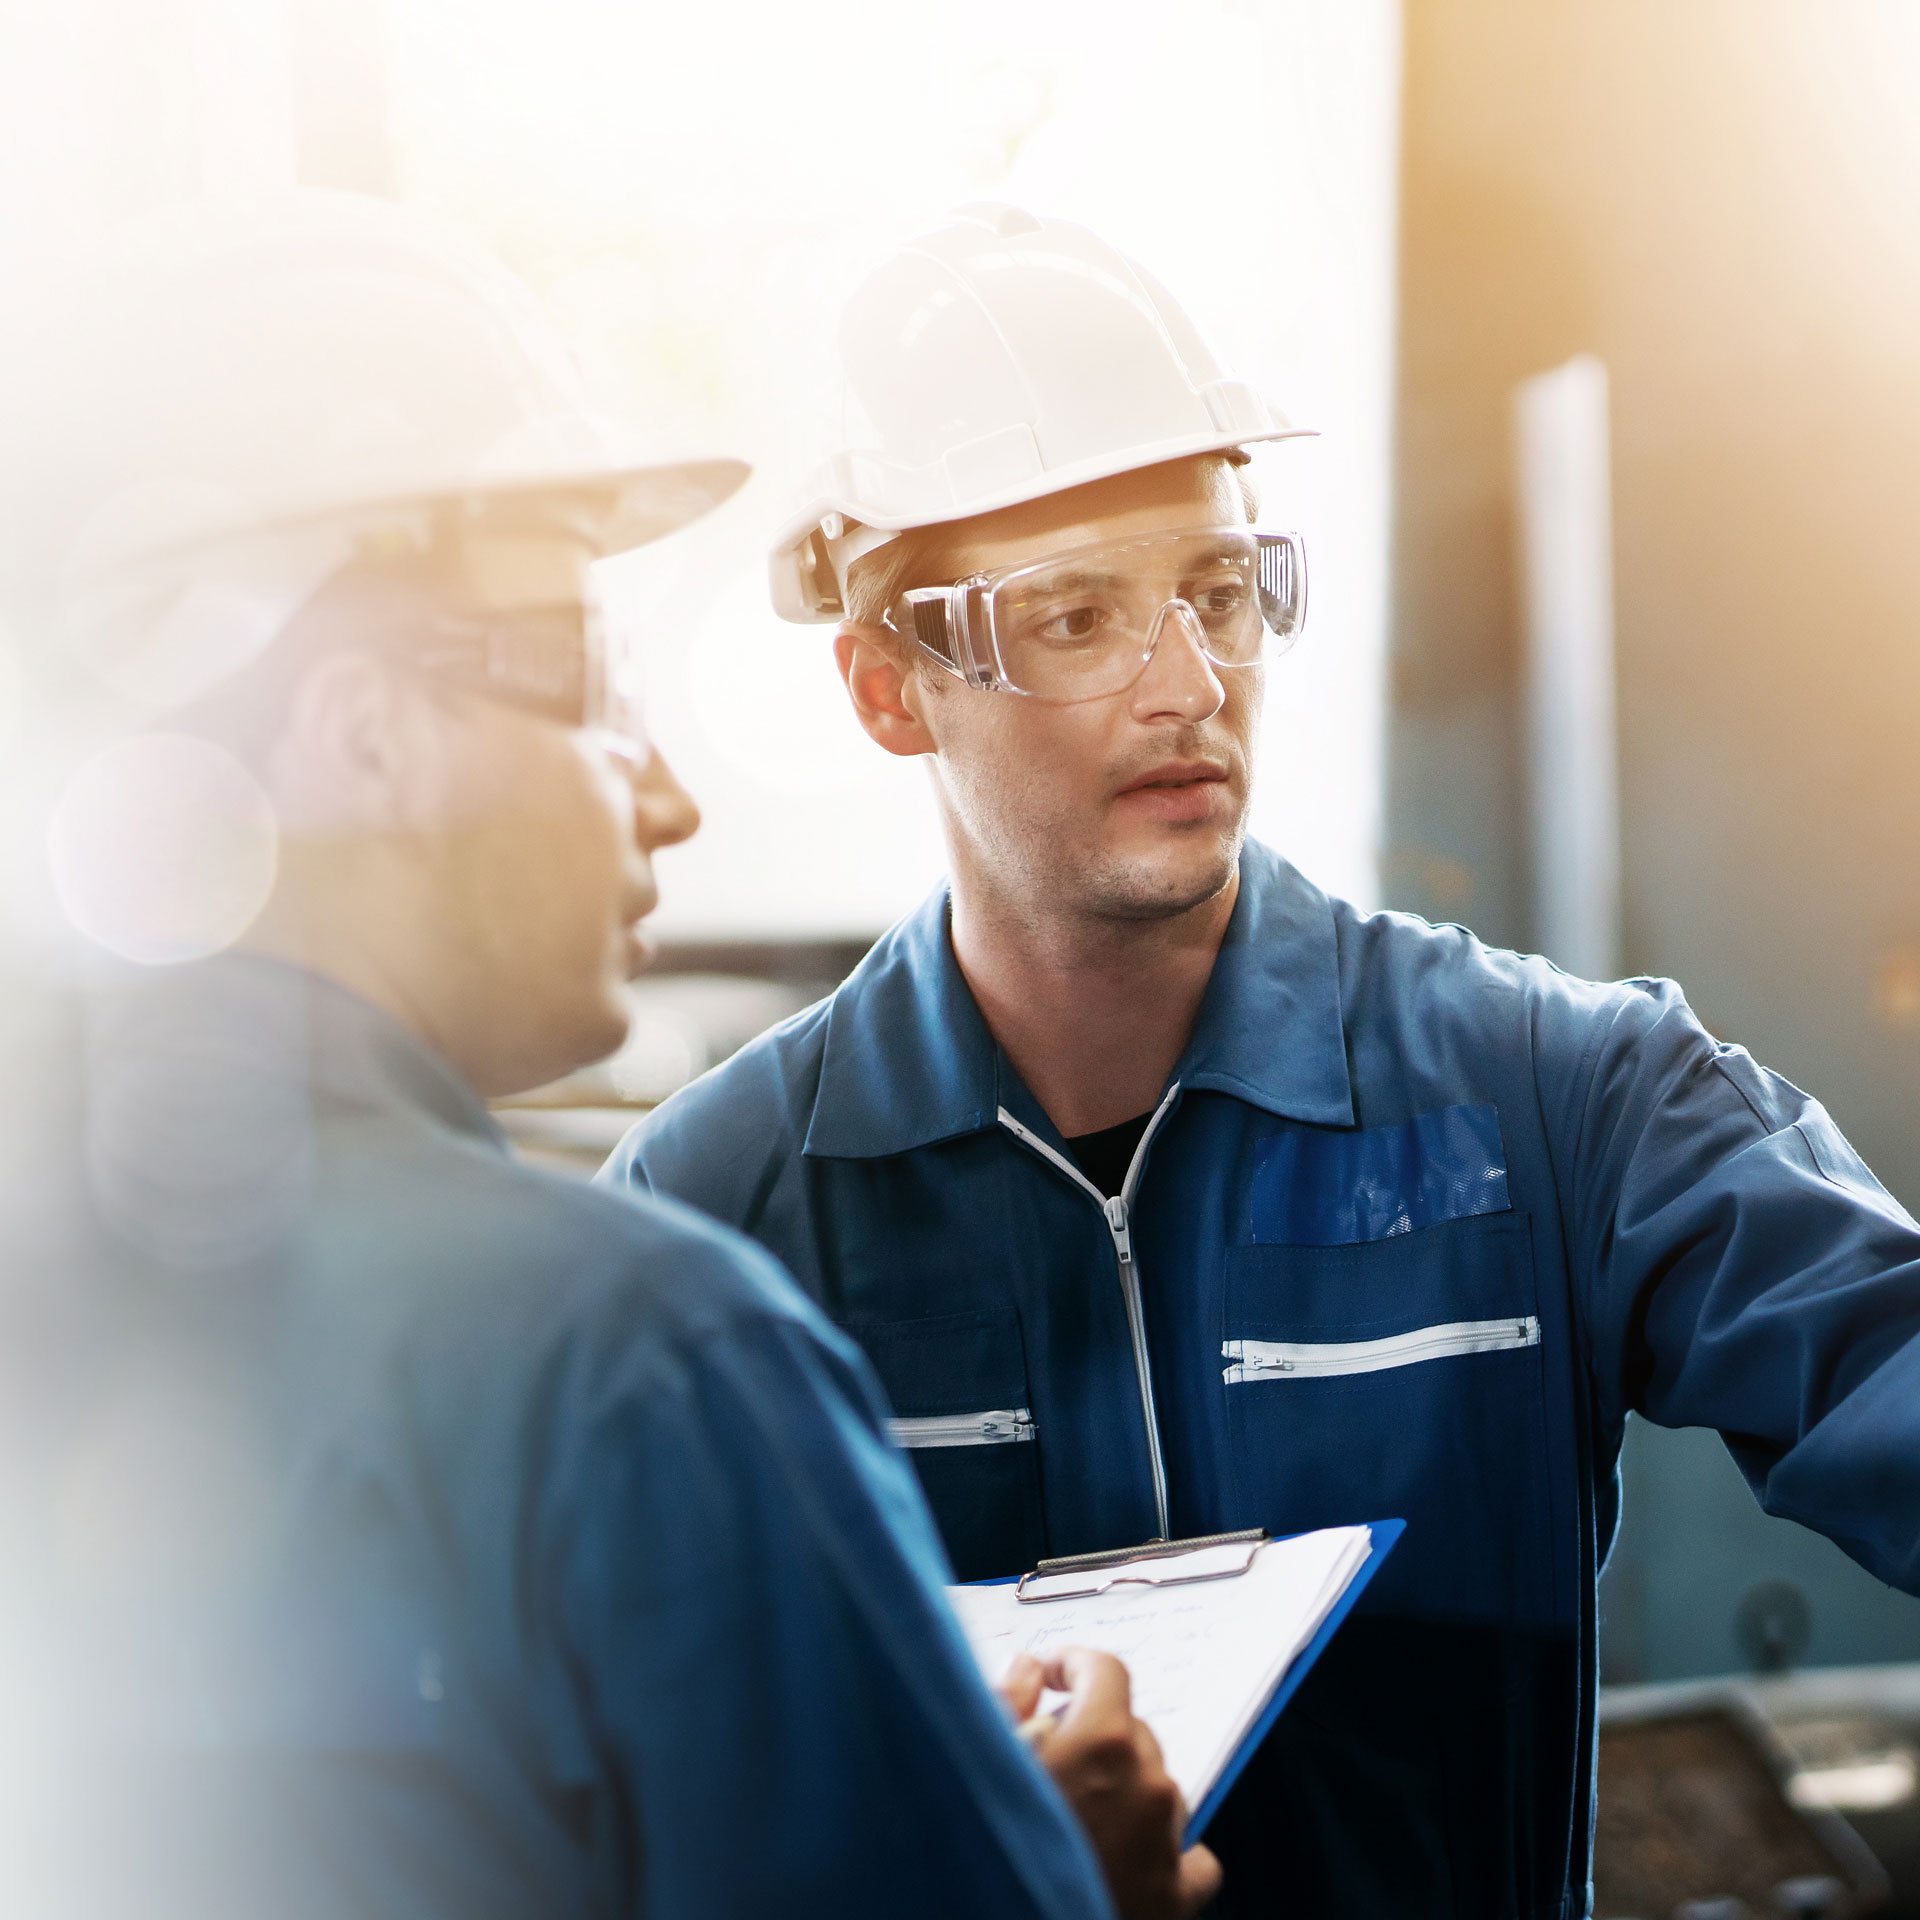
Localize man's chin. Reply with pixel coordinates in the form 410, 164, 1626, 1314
623, 923, 658, 979
1085, 835, 1241, 923
489, 999, 630, 1101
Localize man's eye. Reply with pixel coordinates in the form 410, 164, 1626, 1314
1031, 602, 1108, 645
1192, 578, 1251, 617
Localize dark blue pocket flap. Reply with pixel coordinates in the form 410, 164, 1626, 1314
1249, 1103, 1510, 1246
844, 1306, 1029, 1415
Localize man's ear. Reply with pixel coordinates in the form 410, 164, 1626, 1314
835, 624, 938, 759
263, 650, 452, 834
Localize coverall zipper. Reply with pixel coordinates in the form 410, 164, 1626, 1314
996, 1081, 1181, 1541
1223, 1315, 1541, 1383
888, 1409, 1036, 1448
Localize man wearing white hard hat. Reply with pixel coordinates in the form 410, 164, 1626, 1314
604, 205, 1920, 1918
0, 194, 1207, 1920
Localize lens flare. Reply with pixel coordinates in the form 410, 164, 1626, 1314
48, 733, 279, 965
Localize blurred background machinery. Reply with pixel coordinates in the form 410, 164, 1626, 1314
1592, 1691, 1890, 1919
493, 945, 864, 1177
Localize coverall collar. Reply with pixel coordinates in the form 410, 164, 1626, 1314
91, 950, 508, 1151
296, 963, 508, 1145
803, 838, 1353, 1160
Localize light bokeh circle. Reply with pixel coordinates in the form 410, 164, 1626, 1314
48, 732, 279, 965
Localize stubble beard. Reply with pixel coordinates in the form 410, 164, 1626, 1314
939, 706, 1257, 934
969, 780, 1248, 931
1072, 821, 1245, 924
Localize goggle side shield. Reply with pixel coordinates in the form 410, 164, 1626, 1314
414, 600, 649, 753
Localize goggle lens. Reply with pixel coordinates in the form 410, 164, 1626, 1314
893, 526, 1305, 704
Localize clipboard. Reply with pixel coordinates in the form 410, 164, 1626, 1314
1185, 1518, 1402, 1834
950, 1518, 1404, 1840
1016, 1526, 1278, 1602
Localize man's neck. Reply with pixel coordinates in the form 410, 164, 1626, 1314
240, 870, 448, 1069
948, 868, 1239, 1139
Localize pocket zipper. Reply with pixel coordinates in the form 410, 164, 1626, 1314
888, 1408, 1037, 1449
1222, 1316, 1541, 1384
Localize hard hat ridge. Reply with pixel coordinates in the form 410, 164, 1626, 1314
770, 203, 1312, 623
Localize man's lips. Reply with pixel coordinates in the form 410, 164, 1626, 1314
1112, 760, 1231, 822
621, 917, 660, 979
619, 878, 659, 976
1116, 760, 1230, 795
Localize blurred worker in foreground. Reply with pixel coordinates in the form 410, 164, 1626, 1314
604, 205, 1920, 1919
0, 194, 1216, 1919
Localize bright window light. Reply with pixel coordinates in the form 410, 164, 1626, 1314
384, 0, 1404, 938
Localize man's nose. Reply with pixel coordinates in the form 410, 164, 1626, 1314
630, 746, 701, 852
1131, 601, 1226, 725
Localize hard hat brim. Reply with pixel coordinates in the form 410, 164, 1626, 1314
389, 455, 752, 559
72, 457, 753, 588
770, 426, 1313, 624
550, 456, 752, 556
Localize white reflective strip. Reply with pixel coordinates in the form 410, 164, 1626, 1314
1223, 1316, 1541, 1384
888, 1409, 1035, 1448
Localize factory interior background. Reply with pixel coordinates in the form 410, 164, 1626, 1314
6, 0, 1920, 1908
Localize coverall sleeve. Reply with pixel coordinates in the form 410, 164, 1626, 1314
1560, 978, 1920, 1592
551, 1258, 1115, 1920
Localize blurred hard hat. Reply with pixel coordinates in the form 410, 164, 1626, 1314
0, 190, 748, 708
769, 203, 1312, 623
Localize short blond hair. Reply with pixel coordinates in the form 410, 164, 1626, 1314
844, 524, 946, 632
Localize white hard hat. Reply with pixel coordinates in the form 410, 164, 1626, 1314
769, 204, 1312, 624
1, 191, 748, 707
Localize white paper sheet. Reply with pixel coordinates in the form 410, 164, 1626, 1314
947, 1524, 1373, 1815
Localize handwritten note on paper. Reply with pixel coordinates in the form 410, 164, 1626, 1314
947, 1524, 1373, 1817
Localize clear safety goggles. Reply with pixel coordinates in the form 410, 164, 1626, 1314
413, 600, 649, 759
885, 525, 1306, 704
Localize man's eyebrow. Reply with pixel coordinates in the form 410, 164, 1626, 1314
1017, 566, 1127, 595
1181, 541, 1246, 570
1009, 537, 1252, 596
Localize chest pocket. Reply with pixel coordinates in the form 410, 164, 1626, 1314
1224, 1109, 1556, 1626
843, 1305, 1046, 1582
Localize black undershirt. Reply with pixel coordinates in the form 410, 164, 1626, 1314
1064, 1111, 1154, 1199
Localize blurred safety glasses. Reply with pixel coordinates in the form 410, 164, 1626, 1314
413, 601, 649, 759
885, 525, 1307, 704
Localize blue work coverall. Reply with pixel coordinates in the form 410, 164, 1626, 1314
23, 959, 1112, 1920
602, 840, 1920, 1920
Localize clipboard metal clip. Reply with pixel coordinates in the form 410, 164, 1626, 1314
1014, 1527, 1271, 1604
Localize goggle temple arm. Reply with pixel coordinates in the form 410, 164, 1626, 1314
415, 615, 587, 722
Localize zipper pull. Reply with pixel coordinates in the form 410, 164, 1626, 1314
1225, 1343, 1294, 1375
979, 1411, 1035, 1443
1103, 1194, 1133, 1264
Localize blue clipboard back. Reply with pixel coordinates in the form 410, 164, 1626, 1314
1185, 1517, 1405, 1839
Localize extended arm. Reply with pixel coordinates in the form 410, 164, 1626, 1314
1564, 980, 1920, 1589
